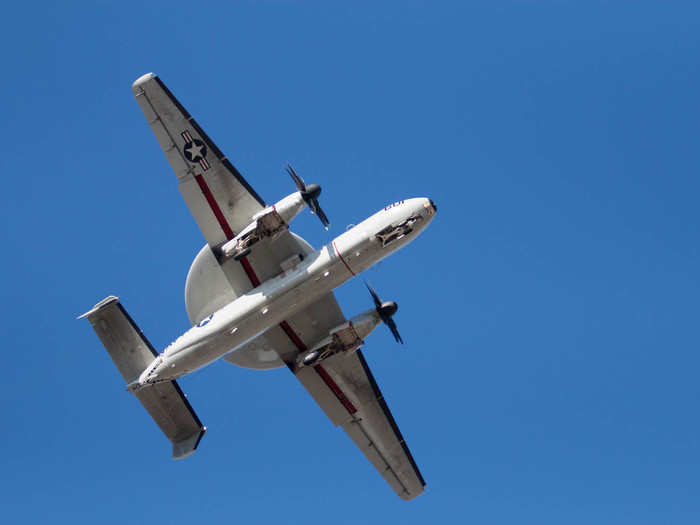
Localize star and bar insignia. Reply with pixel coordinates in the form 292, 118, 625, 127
181, 130, 211, 171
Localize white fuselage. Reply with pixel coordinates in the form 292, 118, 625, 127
142, 197, 435, 385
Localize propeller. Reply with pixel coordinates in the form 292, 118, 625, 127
365, 282, 404, 345
286, 164, 330, 230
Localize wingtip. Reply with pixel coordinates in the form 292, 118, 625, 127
77, 295, 120, 320
132, 72, 158, 93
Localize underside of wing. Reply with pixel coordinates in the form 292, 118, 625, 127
328, 350, 426, 499
224, 291, 346, 370
296, 350, 426, 500
132, 73, 265, 248
225, 295, 426, 500
133, 73, 326, 318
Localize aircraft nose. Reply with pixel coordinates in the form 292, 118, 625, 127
422, 198, 437, 217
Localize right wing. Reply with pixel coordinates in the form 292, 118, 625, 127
227, 294, 426, 500
316, 349, 426, 500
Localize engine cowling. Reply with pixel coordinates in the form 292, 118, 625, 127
296, 309, 382, 367
218, 192, 307, 261
269, 191, 306, 224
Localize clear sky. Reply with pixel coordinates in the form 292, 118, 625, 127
2, 2, 699, 523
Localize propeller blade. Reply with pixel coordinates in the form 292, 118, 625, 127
286, 164, 306, 191
314, 202, 330, 230
386, 317, 404, 345
365, 282, 382, 309
286, 165, 330, 230
365, 282, 404, 345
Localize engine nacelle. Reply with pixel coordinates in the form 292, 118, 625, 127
269, 191, 307, 224
218, 192, 307, 261
296, 309, 382, 367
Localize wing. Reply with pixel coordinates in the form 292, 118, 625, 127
132, 73, 308, 300
227, 295, 426, 500
132, 73, 264, 248
299, 350, 425, 500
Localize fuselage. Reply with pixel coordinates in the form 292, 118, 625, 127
142, 197, 436, 385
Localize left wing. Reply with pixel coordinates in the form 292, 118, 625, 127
132, 73, 264, 248
132, 73, 311, 302
227, 295, 426, 500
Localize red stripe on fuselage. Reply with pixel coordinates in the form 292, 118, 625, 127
193, 173, 357, 415
332, 240, 355, 277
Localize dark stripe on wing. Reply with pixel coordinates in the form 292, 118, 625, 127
154, 76, 266, 207
170, 379, 206, 430
153, 76, 360, 425
315, 364, 358, 414
116, 302, 159, 358
355, 349, 426, 487
194, 174, 235, 239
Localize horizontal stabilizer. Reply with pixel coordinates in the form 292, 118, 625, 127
134, 381, 206, 459
81, 296, 206, 459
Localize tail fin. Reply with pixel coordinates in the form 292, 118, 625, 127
80, 296, 206, 459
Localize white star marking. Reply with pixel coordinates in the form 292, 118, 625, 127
186, 141, 204, 161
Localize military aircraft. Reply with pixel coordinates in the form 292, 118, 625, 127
81, 73, 437, 501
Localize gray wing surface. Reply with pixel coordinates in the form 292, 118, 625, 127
227, 294, 426, 500
321, 350, 426, 500
132, 72, 264, 248
298, 348, 426, 500
132, 72, 314, 299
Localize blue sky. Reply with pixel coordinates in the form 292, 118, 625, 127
2, 2, 699, 523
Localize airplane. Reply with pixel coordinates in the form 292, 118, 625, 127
81, 73, 437, 501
